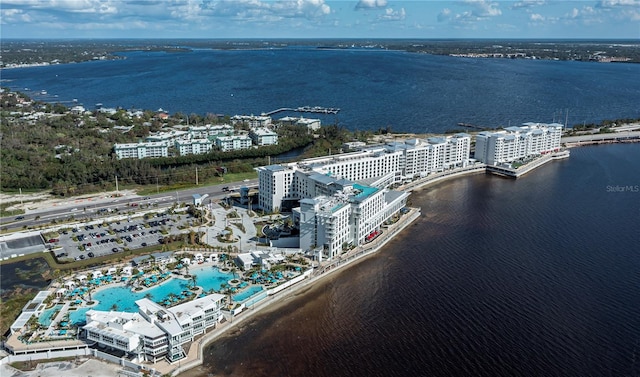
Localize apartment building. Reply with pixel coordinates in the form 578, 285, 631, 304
114, 142, 169, 159
188, 124, 233, 139
215, 135, 252, 152
250, 127, 279, 146
475, 123, 563, 165
175, 138, 214, 156
297, 180, 409, 259
231, 115, 272, 128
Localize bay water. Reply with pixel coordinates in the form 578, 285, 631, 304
2, 47, 639, 133
193, 144, 640, 377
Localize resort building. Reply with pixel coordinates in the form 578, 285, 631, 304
215, 135, 252, 152
256, 133, 471, 211
84, 294, 225, 363
474, 123, 563, 165
296, 180, 409, 260
249, 127, 279, 146
114, 142, 169, 159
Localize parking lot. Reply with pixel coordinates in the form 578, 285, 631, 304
47, 211, 195, 262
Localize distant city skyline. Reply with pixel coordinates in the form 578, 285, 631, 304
1, 0, 639, 39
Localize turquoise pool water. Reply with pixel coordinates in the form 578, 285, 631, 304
233, 285, 264, 303
192, 266, 233, 293
69, 267, 234, 325
38, 304, 63, 326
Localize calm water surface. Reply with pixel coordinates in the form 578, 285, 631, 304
186, 144, 640, 377
2, 48, 639, 133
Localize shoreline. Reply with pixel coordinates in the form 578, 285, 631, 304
169, 207, 422, 377
2, 138, 636, 376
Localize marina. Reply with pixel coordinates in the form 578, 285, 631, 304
262, 106, 340, 116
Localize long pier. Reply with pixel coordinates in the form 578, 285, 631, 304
262, 106, 340, 116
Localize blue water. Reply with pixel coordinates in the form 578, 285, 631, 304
192, 266, 233, 293
233, 285, 264, 303
69, 267, 234, 325
2, 47, 639, 133
201, 144, 640, 377
38, 304, 63, 326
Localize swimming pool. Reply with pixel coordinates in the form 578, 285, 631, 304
69, 278, 192, 325
69, 267, 234, 325
233, 285, 264, 303
191, 266, 234, 292
38, 304, 63, 327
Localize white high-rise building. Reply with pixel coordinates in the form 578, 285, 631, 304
475, 123, 562, 165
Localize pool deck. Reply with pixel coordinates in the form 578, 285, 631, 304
2, 207, 420, 376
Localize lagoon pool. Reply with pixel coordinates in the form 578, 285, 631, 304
70, 278, 191, 325
69, 267, 234, 325
192, 266, 233, 293
38, 304, 63, 326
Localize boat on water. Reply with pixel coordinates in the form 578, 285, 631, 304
40, 90, 47, 95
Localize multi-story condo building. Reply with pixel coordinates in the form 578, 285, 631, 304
84, 294, 225, 363
145, 130, 189, 143
296, 180, 409, 260
277, 116, 321, 132
114, 142, 169, 159
175, 138, 214, 156
257, 133, 472, 213
231, 115, 272, 128
215, 135, 252, 152
250, 127, 279, 146
474, 123, 562, 165
188, 124, 233, 139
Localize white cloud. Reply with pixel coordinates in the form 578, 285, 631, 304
437, 7, 452, 22
511, 0, 546, 9
355, 0, 387, 10
438, 0, 501, 25
597, 0, 640, 8
462, 0, 502, 17
529, 13, 545, 21
378, 7, 405, 21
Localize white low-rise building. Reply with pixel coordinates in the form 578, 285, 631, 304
189, 124, 233, 138
175, 138, 214, 156
250, 127, 278, 146
215, 135, 252, 152
84, 293, 225, 363
114, 142, 169, 159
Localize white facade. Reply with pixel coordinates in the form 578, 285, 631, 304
189, 124, 233, 139
215, 135, 252, 152
114, 142, 169, 159
145, 130, 189, 143
175, 138, 214, 156
231, 115, 272, 128
475, 123, 563, 165
83, 293, 225, 363
298, 183, 409, 259
250, 127, 279, 146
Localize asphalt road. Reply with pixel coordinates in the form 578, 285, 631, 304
0, 179, 259, 260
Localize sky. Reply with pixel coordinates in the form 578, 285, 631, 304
1, 0, 639, 39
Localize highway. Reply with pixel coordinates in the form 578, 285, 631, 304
0, 179, 258, 232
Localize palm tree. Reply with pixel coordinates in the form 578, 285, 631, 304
189, 274, 198, 289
